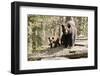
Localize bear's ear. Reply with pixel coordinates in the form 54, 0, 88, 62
61, 24, 64, 27
61, 24, 66, 33
48, 37, 50, 39
61, 24, 65, 29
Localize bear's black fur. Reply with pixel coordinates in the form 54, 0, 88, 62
61, 20, 77, 48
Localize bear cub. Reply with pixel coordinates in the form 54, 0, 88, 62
48, 36, 60, 48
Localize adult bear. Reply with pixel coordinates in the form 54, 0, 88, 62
61, 19, 77, 48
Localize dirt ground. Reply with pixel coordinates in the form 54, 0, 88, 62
28, 39, 88, 61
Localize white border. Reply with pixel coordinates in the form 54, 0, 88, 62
20, 6, 94, 70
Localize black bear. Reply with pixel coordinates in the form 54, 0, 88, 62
48, 36, 60, 48
61, 20, 77, 48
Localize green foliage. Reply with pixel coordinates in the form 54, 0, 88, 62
76, 17, 88, 36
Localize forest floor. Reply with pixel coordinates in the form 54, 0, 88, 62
28, 38, 88, 61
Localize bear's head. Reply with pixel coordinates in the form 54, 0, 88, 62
61, 23, 72, 35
